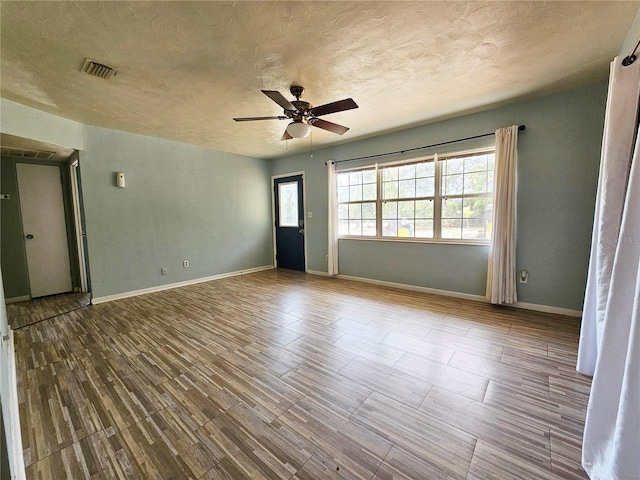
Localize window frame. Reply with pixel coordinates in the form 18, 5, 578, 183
336, 147, 496, 245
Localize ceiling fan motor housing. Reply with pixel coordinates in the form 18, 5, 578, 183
291, 100, 310, 117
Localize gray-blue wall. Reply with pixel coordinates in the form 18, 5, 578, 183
80, 126, 274, 299
271, 84, 608, 311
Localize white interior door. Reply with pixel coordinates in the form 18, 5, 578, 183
16, 163, 72, 298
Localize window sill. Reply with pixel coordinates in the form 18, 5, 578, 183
337, 236, 490, 247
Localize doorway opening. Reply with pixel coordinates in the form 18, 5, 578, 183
1, 133, 90, 329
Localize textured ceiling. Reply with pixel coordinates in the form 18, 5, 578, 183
1, 1, 637, 159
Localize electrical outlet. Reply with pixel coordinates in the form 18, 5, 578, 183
161, 267, 168, 275
183, 260, 190, 268
326, 254, 329, 261
519, 270, 528, 283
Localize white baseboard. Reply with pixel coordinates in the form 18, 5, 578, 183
335, 273, 582, 317
307, 269, 330, 277
1, 330, 27, 479
510, 301, 582, 317
5, 295, 30, 304
91, 265, 274, 305
336, 274, 486, 302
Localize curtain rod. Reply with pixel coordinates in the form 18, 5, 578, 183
622, 35, 640, 66
327, 124, 525, 165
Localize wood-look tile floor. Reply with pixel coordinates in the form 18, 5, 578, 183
7, 292, 91, 329
14, 269, 591, 479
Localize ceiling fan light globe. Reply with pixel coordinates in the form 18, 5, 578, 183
286, 121, 311, 139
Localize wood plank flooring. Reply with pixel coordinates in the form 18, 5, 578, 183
7, 292, 91, 329
13, 269, 592, 479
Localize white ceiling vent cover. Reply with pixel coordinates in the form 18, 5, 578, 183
80, 58, 118, 79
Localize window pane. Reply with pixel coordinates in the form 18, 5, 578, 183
348, 203, 362, 219
362, 202, 376, 219
398, 200, 414, 218
464, 155, 487, 173
442, 198, 462, 218
382, 201, 398, 219
338, 220, 349, 235
415, 199, 433, 218
349, 220, 362, 235
463, 196, 490, 218
443, 158, 463, 175
399, 179, 415, 198
415, 219, 434, 238
383, 181, 398, 199
461, 197, 492, 241
337, 173, 349, 187
399, 165, 416, 180
362, 183, 377, 201
350, 185, 362, 202
337, 204, 349, 219
363, 220, 376, 236
463, 218, 489, 240
383, 167, 398, 181
487, 170, 494, 193
398, 219, 414, 237
416, 162, 434, 177
350, 171, 362, 185
278, 182, 298, 227
464, 171, 488, 194
362, 169, 376, 183
441, 219, 462, 239
416, 177, 434, 197
337, 186, 349, 202
443, 174, 463, 195
382, 220, 398, 236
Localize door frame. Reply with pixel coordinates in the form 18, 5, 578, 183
271, 170, 307, 272
70, 158, 89, 293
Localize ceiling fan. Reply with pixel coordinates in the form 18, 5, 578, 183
233, 86, 358, 140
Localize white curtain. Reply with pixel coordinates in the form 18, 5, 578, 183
327, 161, 339, 275
578, 54, 640, 480
486, 125, 519, 304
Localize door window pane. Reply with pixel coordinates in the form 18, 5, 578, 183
278, 182, 298, 227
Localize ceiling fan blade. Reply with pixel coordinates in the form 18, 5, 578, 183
281, 129, 293, 141
233, 116, 287, 122
262, 90, 296, 111
309, 118, 349, 135
309, 98, 358, 117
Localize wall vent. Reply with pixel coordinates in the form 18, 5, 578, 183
1, 146, 55, 160
80, 58, 118, 79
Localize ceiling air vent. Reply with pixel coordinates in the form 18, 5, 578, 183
80, 58, 118, 79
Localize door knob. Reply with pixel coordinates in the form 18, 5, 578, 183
26, 234, 34, 239
298, 228, 304, 234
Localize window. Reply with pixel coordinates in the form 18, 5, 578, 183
278, 182, 299, 227
337, 169, 377, 236
336, 148, 495, 243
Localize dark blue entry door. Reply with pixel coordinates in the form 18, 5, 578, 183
274, 175, 305, 271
